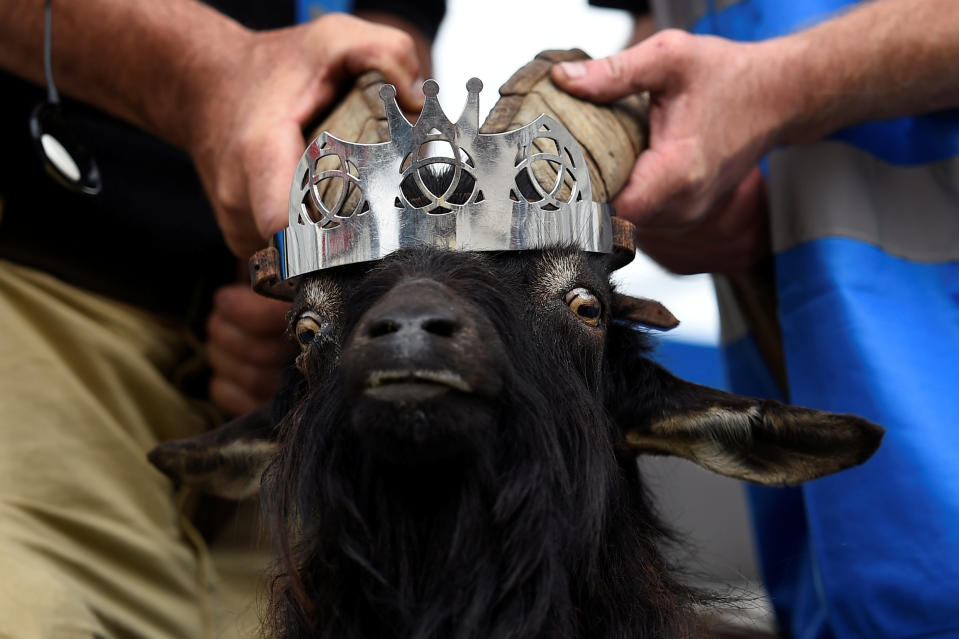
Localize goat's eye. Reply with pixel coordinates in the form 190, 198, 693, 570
295, 313, 322, 350
565, 288, 602, 326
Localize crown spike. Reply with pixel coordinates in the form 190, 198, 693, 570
408, 78, 457, 151
412, 79, 446, 130
457, 78, 483, 135
379, 84, 413, 143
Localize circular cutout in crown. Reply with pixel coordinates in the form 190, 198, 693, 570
513, 128, 579, 211
399, 138, 477, 214
298, 140, 367, 227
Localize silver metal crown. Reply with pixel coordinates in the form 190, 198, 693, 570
277, 78, 613, 279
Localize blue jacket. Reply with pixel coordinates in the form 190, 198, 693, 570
659, 1, 959, 637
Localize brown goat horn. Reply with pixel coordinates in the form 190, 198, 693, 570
480, 49, 648, 269
480, 49, 649, 202
250, 246, 296, 300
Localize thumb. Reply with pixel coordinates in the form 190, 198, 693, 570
550, 43, 669, 103
248, 122, 304, 243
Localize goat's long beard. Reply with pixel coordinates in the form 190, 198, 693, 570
263, 372, 696, 639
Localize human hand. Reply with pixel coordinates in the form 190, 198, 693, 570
634, 167, 769, 274
188, 14, 423, 258
552, 30, 791, 272
206, 283, 295, 416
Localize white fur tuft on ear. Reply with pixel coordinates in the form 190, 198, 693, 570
148, 405, 278, 499
616, 365, 884, 486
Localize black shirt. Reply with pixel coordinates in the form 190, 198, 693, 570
0, 0, 444, 325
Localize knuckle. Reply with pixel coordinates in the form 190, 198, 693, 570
600, 54, 626, 82
678, 148, 712, 194
206, 314, 225, 342
652, 29, 696, 74
390, 30, 415, 55
239, 131, 265, 170
209, 378, 230, 408
213, 177, 242, 212
317, 12, 351, 32
207, 348, 229, 376
654, 29, 690, 57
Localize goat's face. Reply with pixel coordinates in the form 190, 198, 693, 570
291, 248, 619, 471
154, 244, 881, 495
150, 244, 883, 638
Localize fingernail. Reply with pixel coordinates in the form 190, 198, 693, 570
556, 62, 587, 80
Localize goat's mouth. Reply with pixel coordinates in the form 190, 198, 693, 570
363, 369, 473, 403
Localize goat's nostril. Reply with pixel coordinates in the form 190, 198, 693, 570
365, 311, 461, 340
422, 317, 459, 337
368, 318, 401, 338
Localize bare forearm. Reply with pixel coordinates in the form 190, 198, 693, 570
0, 0, 249, 148
1, 1, 422, 256
765, 0, 959, 145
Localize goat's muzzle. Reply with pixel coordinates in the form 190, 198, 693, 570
338, 277, 509, 463
364, 369, 473, 404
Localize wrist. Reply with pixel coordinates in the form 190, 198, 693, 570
166, 13, 253, 151
748, 34, 817, 149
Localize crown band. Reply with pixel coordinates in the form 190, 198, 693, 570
275, 78, 616, 280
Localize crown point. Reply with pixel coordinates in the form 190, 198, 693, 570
466, 77, 483, 93
379, 84, 397, 101
422, 79, 439, 98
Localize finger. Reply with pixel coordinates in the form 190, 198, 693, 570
611, 145, 699, 225
346, 44, 422, 112
221, 218, 266, 260
213, 284, 291, 336
210, 376, 263, 418
319, 16, 422, 112
245, 122, 305, 241
207, 312, 294, 367
208, 346, 282, 402
709, 166, 770, 264
550, 33, 678, 102
635, 167, 769, 274
198, 169, 264, 258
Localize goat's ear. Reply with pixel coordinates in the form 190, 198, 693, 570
611, 359, 884, 486
148, 404, 278, 499
611, 293, 679, 330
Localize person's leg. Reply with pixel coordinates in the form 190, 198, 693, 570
0, 260, 223, 639
207, 499, 273, 639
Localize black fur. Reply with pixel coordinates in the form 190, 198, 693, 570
262, 248, 700, 639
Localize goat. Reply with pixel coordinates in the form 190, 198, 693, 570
150, 239, 882, 638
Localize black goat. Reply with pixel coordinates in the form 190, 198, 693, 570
151, 245, 882, 638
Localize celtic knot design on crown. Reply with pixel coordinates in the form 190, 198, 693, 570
279, 78, 614, 279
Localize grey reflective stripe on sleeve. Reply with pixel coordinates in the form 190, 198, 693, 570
768, 141, 959, 262
650, 0, 746, 29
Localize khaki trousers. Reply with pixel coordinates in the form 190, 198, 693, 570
0, 260, 269, 639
